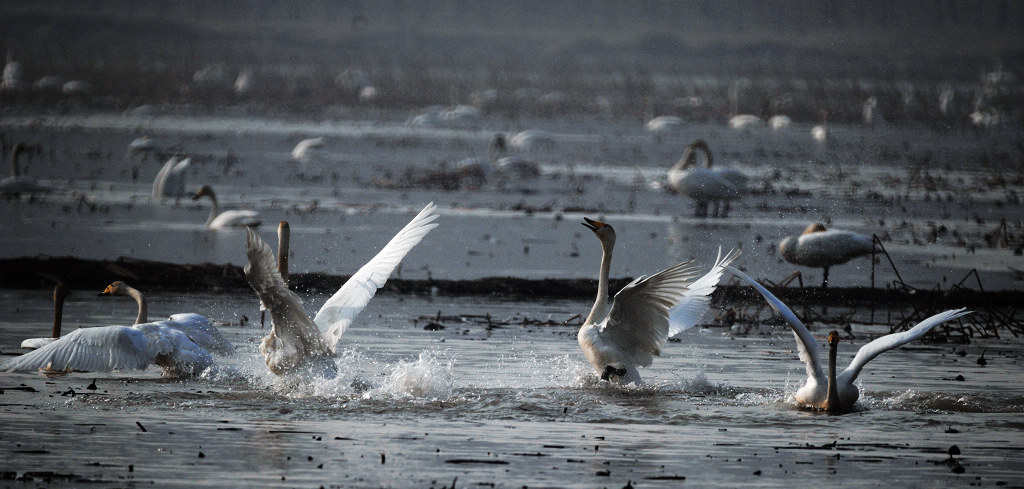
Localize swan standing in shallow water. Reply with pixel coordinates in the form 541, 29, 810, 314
1, 282, 233, 377
0, 143, 51, 194
152, 155, 190, 198
245, 203, 439, 378
193, 185, 261, 229
779, 223, 874, 288
20, 284, 70, 350
729, 267, 970, 413
577, 218, 738, 384
811, 110, 831, 144
667, 139, 746, 218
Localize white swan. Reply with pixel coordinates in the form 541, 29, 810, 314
863, 96, 884, 128
729, 267, 970, 412
0, 143, 51, 194
729, 114, 762, 130
667, 139, 746, 218
577, 217, 738, 384
20, 284, 70, 350
152, 155, 190, 198
245, 202, 439, 377
811, 110, 830, 143
646, 116, 684, 137
192, 185, 261, 229
768, 115, 792, 130
291, 137, 325, 162
509, 129, 555, 152
1, 282, 233, 377
779, 223, 873, 288
127, 136, 159, 159
458, 133, 540, 179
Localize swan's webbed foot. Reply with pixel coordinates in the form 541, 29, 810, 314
601, 365, 628, 381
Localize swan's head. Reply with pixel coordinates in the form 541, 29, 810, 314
802, 222, 827, 235
583, 217, 616, 247
98, 281, 130, 297
678, 139, 713, 169
192, 185, 215, 201
827, 330, 839, 345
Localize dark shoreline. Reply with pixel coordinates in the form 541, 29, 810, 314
3, 256, 1021, 309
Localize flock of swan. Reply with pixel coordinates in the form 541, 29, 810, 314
2, 200, 968, 412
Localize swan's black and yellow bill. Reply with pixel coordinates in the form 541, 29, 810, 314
98, 285, 114, 296
582, 217, 606, 231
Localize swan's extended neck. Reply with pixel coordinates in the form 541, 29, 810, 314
823, 337, 840, 412
126, 285, 148, 324
585, 237, 614, 324
51, 285, 66, 338
277, 221, 290, 286
10, 145, 23, 178
203, 192, 219, 226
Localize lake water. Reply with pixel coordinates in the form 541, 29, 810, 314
1, 288, 1022, 488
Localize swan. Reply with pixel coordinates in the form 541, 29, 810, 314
1, 282, 233, 377
728, 267, 970, 413
0, 143, 51, 194
811, 110, 830, 143
729, 114, 762, 130
779, 223, 874, 288
667, 139, 746, 218
127, 136, 159, 159
291, 137, 325, 162
192, 185, 261, 229
152, 155, 190, 198
20, 284, 70, 350
245, 202, 439, 377
863, 96, 884, 128
577, 217, 739, 384
768, 115, 792, 130
509, 129, 555, 152
646, 116, 684, 137
455, 133, 506, 181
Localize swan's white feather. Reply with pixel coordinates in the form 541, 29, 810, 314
839, 308, 971, 385
152, 156, 190, 198
667, 248, 740, 336
314, 203, 439, 350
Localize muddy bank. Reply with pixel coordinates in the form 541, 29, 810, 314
4, 255, 1022, 309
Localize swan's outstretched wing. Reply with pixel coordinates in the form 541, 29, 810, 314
668, 248, 740, 336
245, 227, 329, 357
0, 326, 155, 373
314, 203, 439, 350
164, 313, 234, 355
152, 156, 178, 198
838, 308, 971, 385
728, 266, 824, 383
602, 260, 702, 367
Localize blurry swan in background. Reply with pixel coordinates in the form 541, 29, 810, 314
152, 155, 190, 198
20, 284, 70, 350
245, 202, 439, 378
646, 115, 685, 139
291, 137, 325, 163
192, 185, 261, 229
1, 281, 233, 377
577, 217, 739, 384
768, 115, 792, 130
0, 143, 51, 194
667, 139, 746, 218
779, 223, 874, 288
729, 267, 970, 413
811, 110, 831, 144
457, 133, 540, 180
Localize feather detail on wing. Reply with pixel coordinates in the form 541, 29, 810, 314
0, 326, 156, 373
245, 227, 331, 359
839, 307, 970, 385
314, 203, 439, 351
668, 248, 740, 336
728, 266, 825, 383
164, 313, 234, 354
602, 260, 702, 367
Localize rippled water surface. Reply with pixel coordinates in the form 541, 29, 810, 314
2, 290, 1022, 488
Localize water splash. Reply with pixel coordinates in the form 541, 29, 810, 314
363, 350, 455, 401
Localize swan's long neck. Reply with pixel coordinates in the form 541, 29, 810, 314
10, 146, 22, 178
204, 193, 219, 226
277, 221, 290, 286
51, 286, 65, 338
823, 338, 840, 412
585, 237, 614, 325
126, 285, 148, 324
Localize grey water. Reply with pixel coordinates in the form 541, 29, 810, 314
2, 288, 1023, 488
